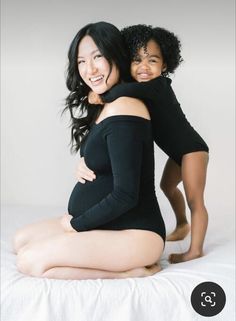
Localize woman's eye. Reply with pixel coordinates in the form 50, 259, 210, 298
78, 60, 84, 65
94, 54, 103, 59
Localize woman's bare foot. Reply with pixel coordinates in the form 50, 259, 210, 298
168, 250, 203, 264
166, 223, 190, 241
125, 264, 162, 278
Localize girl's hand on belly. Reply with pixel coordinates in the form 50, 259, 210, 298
76, 157, 96, 184
60, 213, 77, 232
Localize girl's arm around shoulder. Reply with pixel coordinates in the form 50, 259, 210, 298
104, 97, 151, 120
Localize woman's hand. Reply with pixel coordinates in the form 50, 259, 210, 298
60, 213, 76, 232
76, 157, 96, 184
88, 91, 104, 105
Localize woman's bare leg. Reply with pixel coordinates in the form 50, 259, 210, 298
13, 216, 64, 254
169, 151, 209, 263
160, 158, 190, 241
16, 229, 164, 280
41, 264, 162, 280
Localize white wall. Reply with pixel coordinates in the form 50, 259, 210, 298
1, 0, 235, 227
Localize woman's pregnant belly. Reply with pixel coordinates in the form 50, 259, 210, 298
68, 175, 113, 217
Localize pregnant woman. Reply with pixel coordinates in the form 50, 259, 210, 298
13, 22, 166, 280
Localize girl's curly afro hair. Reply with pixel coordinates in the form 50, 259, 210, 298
121, 24, 183, 76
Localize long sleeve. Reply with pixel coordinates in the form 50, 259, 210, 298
101, 76, 170, 103
70, 119, 146, 232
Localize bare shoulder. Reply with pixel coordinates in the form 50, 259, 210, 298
104, 97, 150, 120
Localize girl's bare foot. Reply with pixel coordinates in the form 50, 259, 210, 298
168, 250, 203, 264
166, 223, 190, 241
125, 264, 162, 278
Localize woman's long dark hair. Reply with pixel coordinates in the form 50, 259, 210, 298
63, 21, 131, 153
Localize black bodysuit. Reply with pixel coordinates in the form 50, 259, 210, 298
68, 115, 166, 242
102, 77, 209, 165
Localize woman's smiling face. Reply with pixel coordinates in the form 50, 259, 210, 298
77, 35, 120, 94
131, 39, 166, 82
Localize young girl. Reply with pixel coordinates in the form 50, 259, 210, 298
80, 24, 209, 264
13, 22, 165, 280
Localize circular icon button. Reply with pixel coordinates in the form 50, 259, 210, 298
191, 281, 226, 317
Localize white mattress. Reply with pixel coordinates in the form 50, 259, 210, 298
1, 205, 235, 321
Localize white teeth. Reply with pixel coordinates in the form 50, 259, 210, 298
90, 76, 103, 82
139, 73, 151, 78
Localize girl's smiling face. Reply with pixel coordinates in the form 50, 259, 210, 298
77, 35, 120, 94
131, 39, 166, 82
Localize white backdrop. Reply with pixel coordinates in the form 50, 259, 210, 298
1, 0, 235, 231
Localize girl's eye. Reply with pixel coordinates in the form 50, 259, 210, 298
78, 60, 84, 65
132, 59, 141, 64
149, 59, 158, 63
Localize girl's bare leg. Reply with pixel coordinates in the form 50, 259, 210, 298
169, 151, 209, 263
13, 216, 64, 254
160, 158, 190, 241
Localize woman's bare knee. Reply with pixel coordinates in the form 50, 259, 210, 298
13, 229, 28, 254
16, 246, 43, 277
12, 216, 64, 254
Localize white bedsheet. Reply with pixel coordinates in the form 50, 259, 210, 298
1, 205, 235, 321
